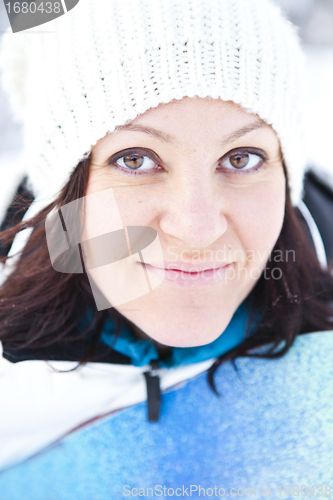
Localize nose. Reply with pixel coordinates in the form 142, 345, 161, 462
159, 177, 228, 248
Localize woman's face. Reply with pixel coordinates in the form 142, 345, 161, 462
83, 97, 285, 347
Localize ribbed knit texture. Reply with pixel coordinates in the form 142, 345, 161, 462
0, 0, 309, 208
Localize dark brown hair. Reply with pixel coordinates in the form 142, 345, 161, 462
0, 156, 332, 391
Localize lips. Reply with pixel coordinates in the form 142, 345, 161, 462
138, 261, 234, 288
142, 262, 232, 273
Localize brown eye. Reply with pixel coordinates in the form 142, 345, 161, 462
123, 155, 144, 170
111, 151, 158, 175
229, 153, 249, 169
219, 150, 265, 174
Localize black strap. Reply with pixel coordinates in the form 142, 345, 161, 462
144, 360, 162, 422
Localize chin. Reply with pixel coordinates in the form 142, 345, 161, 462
116, 289, 241, 348
143, 317, 234, 348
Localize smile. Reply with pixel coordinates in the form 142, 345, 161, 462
139, 263, 233, 288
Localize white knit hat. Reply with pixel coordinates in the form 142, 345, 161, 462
0, 0, 309, 211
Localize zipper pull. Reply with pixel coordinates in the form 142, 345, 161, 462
143, 359, 161, 422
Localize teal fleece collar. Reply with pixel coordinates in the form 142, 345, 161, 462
87, 298, 257, 368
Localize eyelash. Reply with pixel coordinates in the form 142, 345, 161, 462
107, 147, 267, 177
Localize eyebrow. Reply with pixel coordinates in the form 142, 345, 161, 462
114, 120, 270, 147
114, 123, 176, 144
219, 120, 270, 147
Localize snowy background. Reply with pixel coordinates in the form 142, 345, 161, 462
0, 0, 332, 189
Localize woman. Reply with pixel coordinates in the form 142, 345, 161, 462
0, 0, 333, 495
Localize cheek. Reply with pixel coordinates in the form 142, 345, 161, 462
86, 168, 160, 227
82, 172, 142, 237
81, 180, 159, 270
231, 173, 286, 259
108, 190, 162, 228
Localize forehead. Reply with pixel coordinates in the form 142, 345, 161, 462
91, 96, 277, 157
120, 97, 260, 131
111, 97, 272, 145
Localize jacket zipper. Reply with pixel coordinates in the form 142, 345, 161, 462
143, 359, 161, 422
